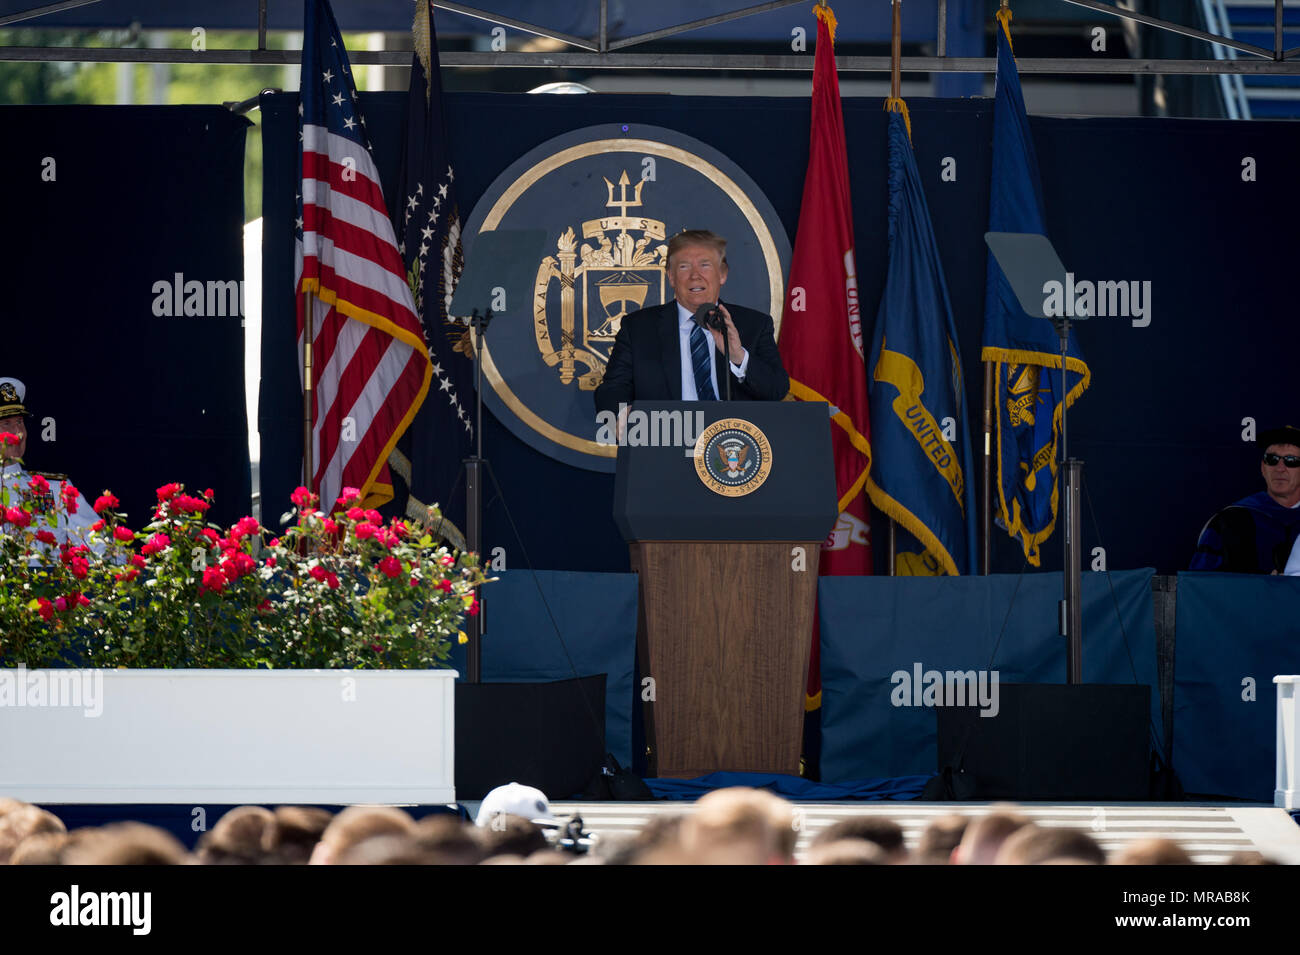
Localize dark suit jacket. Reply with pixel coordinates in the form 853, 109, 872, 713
593, 300, 790, 417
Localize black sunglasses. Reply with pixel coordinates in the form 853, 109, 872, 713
1263, 452, 1300, 468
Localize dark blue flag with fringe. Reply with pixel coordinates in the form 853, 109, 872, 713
389, 0, 472, 548
982, 11, 1090, 566
866, 106, 977, 576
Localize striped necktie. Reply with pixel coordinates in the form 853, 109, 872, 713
689, 324, 717, 401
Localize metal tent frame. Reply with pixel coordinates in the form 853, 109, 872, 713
1, 0, 1300, 75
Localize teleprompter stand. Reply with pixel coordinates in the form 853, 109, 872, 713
446, 229, 545, 683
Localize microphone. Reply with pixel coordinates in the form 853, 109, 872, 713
691, 302, 724, 331
691, 302, 733, 400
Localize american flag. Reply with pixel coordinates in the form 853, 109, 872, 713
294, 0, 432, 513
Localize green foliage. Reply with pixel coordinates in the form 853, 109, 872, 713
0, 476, 487, 670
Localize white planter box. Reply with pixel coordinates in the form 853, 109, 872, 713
1277, 675, 1299, 810
0, 668, 457, 805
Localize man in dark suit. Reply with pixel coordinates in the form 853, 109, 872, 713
594, 230, 789, 421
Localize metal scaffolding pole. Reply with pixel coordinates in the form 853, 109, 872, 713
6, 46, 1300, 75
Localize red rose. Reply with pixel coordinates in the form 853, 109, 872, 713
130, 554, 147, 570
290, 486, 316, 508
115, 568, 139, 583
309, 565, 328, 583
322, 518, 339, 535
203, 488, 214, 500
231, 515, 259, 539
345, 506, 365, 522
466, 599, 480, 617
391, 520, 409, 538
91, 519, 106, 532
409, 576, 419, 587
440, 555, 455, 567
113, 526, 133, 542
354, 522, 378, 540
0, 432, 19, 447
338, 486, 361, 507
35, 529, 56, 546
54, 596, 67, 611
257, 598, 272, 613
36, 597, 54, 621
27, 473, 49, 494
438, 579, 453, 593
171, 494, 211, 515
93, 492, 120, 514
378, 556, 401, 578
221, 552, 256, 580
265, 555, 277, 569
4, 506, 31, 528
141, 532, 171, 556
370, 642, 382, 652
364, 509, 382, 525
76, 594, 90, 608
325, 571, 340, 589
268, 537, 280, 547
200, 565, 226, 594
156, 482, 182, 502
69, 557, 89, 579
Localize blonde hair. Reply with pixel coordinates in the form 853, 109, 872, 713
667, 230, 727, 269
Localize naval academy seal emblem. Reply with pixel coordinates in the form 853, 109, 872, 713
461, 124, 790, 472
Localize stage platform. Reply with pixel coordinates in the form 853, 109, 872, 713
538, 802, 1300, 864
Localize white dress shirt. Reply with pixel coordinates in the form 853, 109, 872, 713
1284, 500, 1300, 575
2, 461, 102, 556
676, 301, 749, 400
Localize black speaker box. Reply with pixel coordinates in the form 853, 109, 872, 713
454, 676, 606, 801
935, 683, 1150, 801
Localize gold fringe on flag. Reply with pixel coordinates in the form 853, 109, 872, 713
815, 1, 837, 44
883, 96, 912, 142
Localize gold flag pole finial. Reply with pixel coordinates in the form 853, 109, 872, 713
883, 0, 911, 141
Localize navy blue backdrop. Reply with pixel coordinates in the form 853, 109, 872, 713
260, 91, 1300, 576
5, 105, 252, 530
818, 570, 1159, 783
1174, 573, 1300, 801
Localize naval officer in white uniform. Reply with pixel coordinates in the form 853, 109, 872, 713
1, 376, 99, 551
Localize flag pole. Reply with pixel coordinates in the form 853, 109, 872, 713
302, 289, 314, 491
982, 0, 1012, 573
981, 361, 993, 574
890, 0, 902, 101
884, 0, 902, 576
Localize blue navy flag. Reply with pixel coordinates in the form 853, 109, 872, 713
866, 108, 977, 577
389, 0, 472, 546
982, 11, 1090, 566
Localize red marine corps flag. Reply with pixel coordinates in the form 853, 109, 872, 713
779, 2, 873, 721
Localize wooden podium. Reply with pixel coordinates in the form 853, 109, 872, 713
613, 401, 838, 778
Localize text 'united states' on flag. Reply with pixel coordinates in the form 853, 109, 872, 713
294, 0, 433, 513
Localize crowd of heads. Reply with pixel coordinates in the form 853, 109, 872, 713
0, 788, 1279, 865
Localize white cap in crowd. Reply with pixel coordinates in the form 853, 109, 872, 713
474, 782, 556, 828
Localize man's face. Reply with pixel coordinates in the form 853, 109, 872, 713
667, 243, 727, 314
1261, 442, 1300, 505
0, 414, 25, 463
